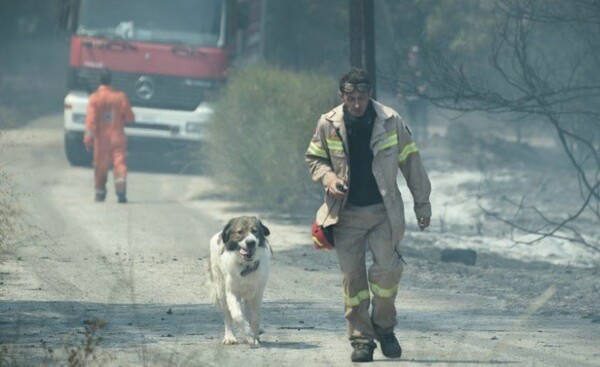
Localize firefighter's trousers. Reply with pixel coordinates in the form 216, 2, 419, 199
93, 138, 127, 195
333, 203, 404, 342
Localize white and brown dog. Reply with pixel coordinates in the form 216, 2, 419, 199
209, 216, 271, 346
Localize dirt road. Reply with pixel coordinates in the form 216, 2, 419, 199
1, 115, 598, 366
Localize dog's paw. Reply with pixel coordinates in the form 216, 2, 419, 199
222, 336, 238, 345
247, 336, 261, 347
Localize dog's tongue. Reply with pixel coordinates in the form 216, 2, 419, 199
239, 248, 248, 256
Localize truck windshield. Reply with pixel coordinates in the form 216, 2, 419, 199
77, 0, 224, 46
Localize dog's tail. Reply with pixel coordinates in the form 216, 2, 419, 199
207, 257, 216, 303
207, 256, 222, 308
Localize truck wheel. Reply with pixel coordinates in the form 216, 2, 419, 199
64, 132, 92, 167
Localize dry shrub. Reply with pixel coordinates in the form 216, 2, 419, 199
0, 170, 21, 253
0, 106, 18, 129
205, 65, 337, 211
0, 132, 23, 254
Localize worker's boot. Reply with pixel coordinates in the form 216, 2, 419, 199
378, 333, 402, 359
115, 181, 127, 204
350, 341, 376, 363
117, 192, 127, 204
95, 190, 106, 202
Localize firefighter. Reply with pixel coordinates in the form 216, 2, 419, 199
305, 67, 432, 362
84, 69, 134, 203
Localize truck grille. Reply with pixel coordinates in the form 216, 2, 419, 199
71, 68, 213, 111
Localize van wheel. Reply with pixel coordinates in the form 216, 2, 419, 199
64, 132, 92, 167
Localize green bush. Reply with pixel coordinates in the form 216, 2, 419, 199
205, 65, 338, 211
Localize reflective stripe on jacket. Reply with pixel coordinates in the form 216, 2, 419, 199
305, 100, 431, 247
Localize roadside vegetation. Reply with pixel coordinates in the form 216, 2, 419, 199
204, 65, 338, 212
49, 319, 108, 367
0, 113, 44, 259
0, 115, 22, 256
1, 319, 108, 367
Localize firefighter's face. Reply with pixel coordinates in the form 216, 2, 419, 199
342, 90, 372, 117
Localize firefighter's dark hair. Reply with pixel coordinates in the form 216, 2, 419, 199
339, 67, 371, 92
99, 68, 112, 85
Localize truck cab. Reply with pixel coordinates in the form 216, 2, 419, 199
60, 0, 261, 167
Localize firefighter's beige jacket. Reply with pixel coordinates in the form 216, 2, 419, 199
305, 100, 431, 247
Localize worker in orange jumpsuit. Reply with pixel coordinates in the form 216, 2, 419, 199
84, 69, 135, 203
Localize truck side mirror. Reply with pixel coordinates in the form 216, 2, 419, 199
58, 0, 78, 33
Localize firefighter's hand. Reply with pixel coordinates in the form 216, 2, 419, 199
327, 179, 348, 198
83, 135, 93, 151
418, 217, 430, 231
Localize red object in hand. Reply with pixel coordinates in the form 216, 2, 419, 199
311, 221, 335, 250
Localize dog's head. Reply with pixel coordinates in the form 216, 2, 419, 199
220, 216, 270, 261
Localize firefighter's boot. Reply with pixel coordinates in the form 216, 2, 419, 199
378, 333, 402, 359
351, 341, 376, 363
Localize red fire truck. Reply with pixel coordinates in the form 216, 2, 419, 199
59, 0, 263, 166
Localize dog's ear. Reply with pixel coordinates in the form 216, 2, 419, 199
259, 219, 270, 237
221, 221, 232, 244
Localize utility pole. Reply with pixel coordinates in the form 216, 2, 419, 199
349, 0, 376, 97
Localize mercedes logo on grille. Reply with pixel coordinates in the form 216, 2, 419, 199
134, 76, 155, 100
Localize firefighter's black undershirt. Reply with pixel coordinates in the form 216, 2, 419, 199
344, 102, 383, 207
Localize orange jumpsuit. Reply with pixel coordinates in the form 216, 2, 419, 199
84, 85, 134, 197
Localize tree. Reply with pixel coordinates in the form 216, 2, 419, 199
263, 0, 348, 74
420, 0, 600, 252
